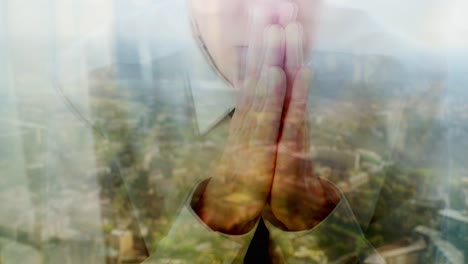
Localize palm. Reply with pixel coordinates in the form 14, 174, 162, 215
269, 23, 339, 231
198, 22, 287, 234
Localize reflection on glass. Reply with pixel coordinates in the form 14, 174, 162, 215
1, 0, 467, 263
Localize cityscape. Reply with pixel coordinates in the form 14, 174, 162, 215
2, 50, 468, 263
1, 0, 468, 263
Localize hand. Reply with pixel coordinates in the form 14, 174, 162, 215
196, 14, 287, 234
269, 22, 340, 231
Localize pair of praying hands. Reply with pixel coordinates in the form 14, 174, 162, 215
196, 2, 339, 234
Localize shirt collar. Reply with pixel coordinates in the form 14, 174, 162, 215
184, 4, 411, 135
185, 7, 236, 135
186, 41, 236, 135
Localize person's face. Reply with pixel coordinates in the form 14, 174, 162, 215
190, 0, 322, 86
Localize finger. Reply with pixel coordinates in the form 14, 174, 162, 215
262, 67, 287, 116
234, 77, 256, 121
263, 25, 286, 68
275, 152, 312, 181
252, 24, 285, 114
277, 1, 298, 27
252, 67, 287, 145
285, 22, 304, 80
245, 5, 275, 78
243, 69, 269, 146
280, 68, 312, 146
229, 72, 261, 149
275, 123, 312, 183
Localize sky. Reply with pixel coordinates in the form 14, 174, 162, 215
327, 0, 468, 52
2, 0, 467, 81
3, 0, 467, 52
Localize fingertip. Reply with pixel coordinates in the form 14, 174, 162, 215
286, 22, 304, 52
262, 25, 286, 68
285, 22, 303, 37
265, 24, 283, 36
265, 24, 286, 48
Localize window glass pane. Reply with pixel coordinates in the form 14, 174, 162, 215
1, 0, 467, 263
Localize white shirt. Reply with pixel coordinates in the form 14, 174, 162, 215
130, 1, 406, 263
54, 0, 445, 263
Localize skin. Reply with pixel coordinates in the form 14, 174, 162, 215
190, 0, 320, 86
190, 0, 340, 234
